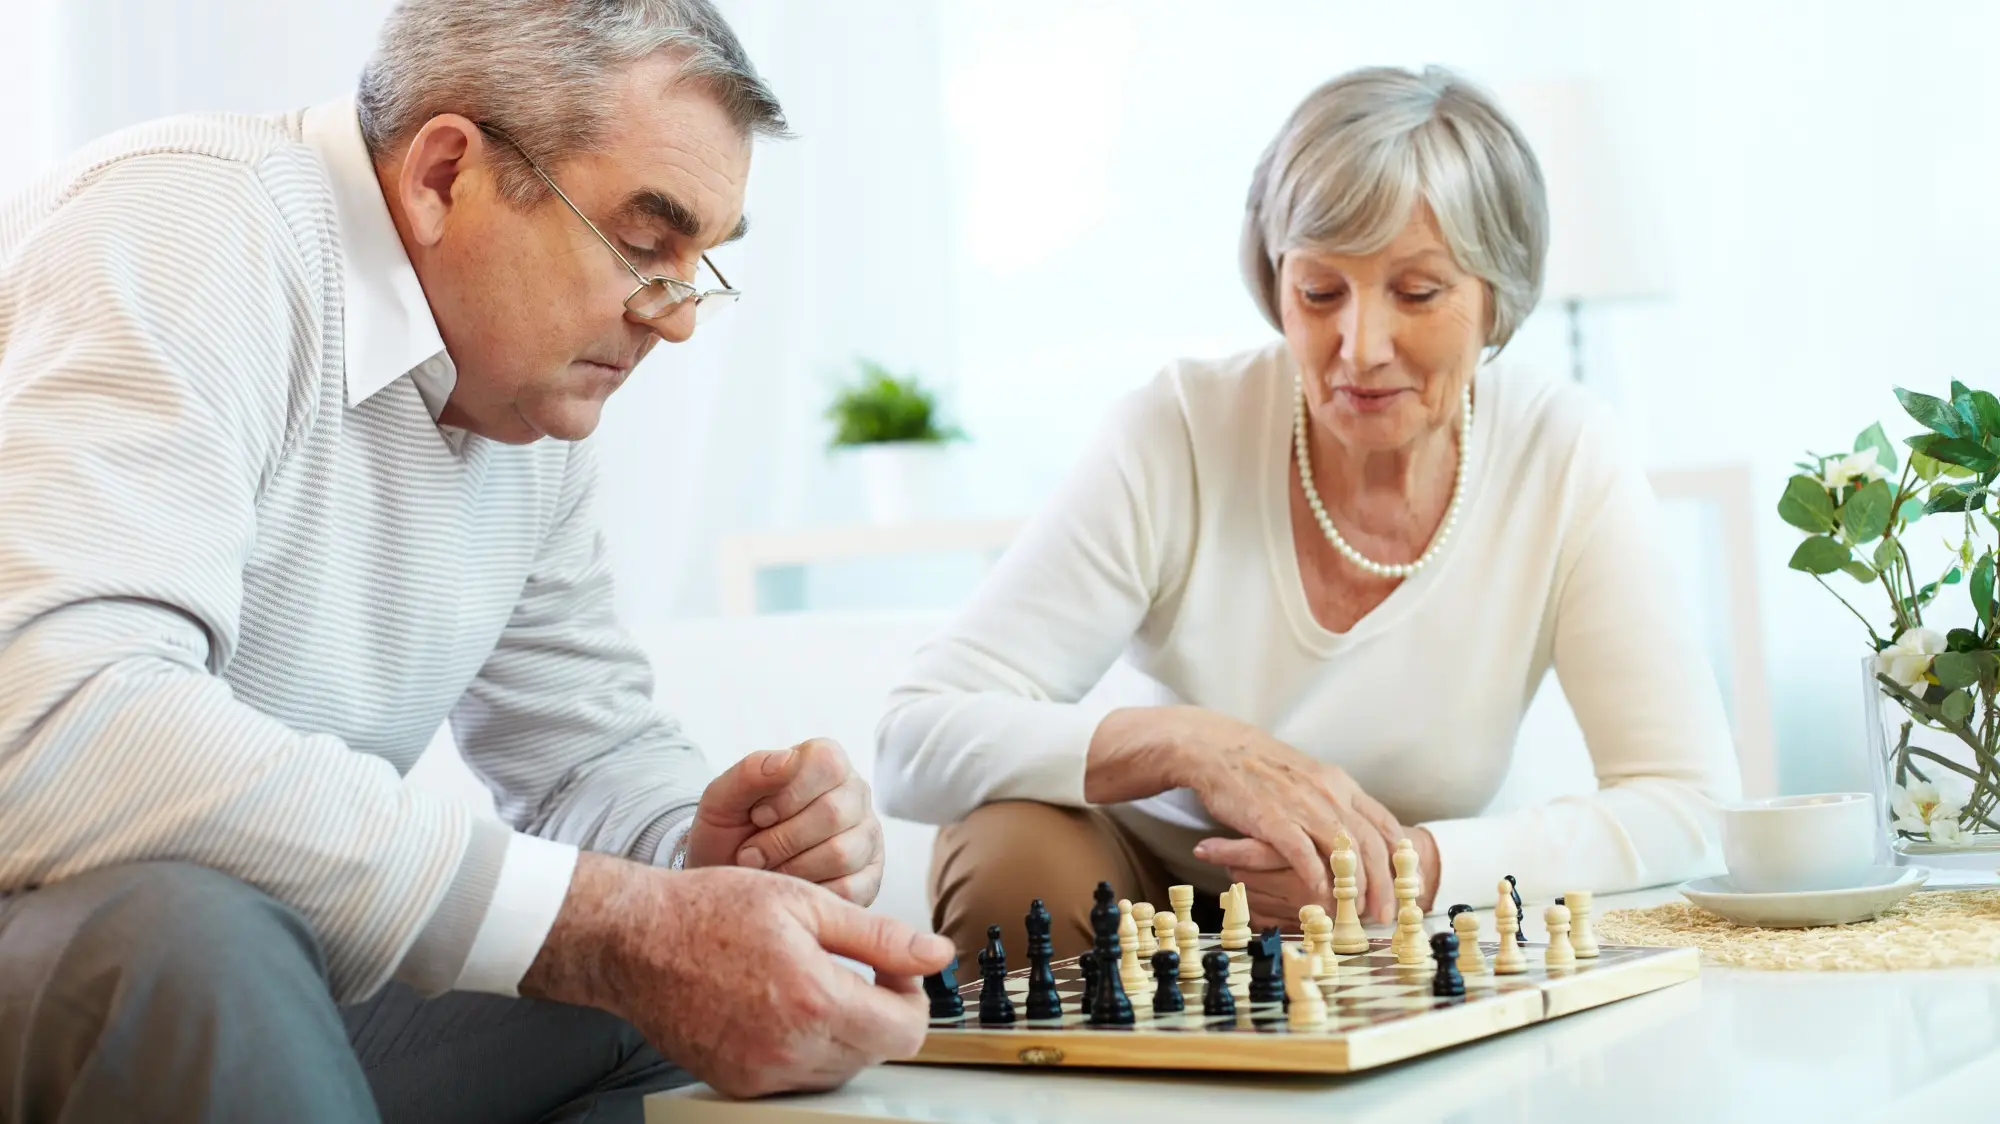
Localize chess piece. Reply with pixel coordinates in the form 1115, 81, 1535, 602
1024, 898, 1062, 1020
1391, 838, 1421, 960
1284, 946, 1327, 1029
1151, 949, 1185, 1013
1118, 897, 1133, 937
1248, 927, 1286, 1005
1566, 891, 1599, 958
1077, 942, 1100, 1015
1201, 950, 1237, 1017
1219, 884, 1252, 950
1328, 833, 1370, 954
1394, 902, 1427, 968
1119, 909, 1149, 992
924, 957, 965, 1019
1492, 879, 1527, 974
1175, 918, 1203, 979
1302, 908, 1337, 977
1152, 909, 1178, 961
1544, 903, 1576, 969
1133, 902, 1158, 956
1088, 881, 1134, 1025
1448, 906, 1486, 976
1169, 884, 1195, 929
1429, 931, 1466, 997
977, 925, 1016, 1024
1504, 874, 1526, 948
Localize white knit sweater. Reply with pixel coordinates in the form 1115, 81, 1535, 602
877, 342, 1740, 909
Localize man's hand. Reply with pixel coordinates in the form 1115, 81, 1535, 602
521, 853, 954, 1099
685, 738, 885, 906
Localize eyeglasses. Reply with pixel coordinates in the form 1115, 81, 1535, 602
478, 124, 740, 324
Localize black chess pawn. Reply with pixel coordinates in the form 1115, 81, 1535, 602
1024, 899, 1062, 1020
977, 925, 1016, 1025
1151, 949, 1184, 1014
1087, 881, 1134, 1025
1247, 926, 1285, 1005
1077, 943, 1099, 1016
1430, 931, 1466, 997
1201, 949, 1236, 1017
924, 957, 965, 1020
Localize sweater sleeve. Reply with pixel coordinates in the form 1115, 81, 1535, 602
1421, 403, 1740, 909
0, 153, 508, 1003
875, 375, 1197, 823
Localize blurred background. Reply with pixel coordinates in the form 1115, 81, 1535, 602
8, 0, 1999, 813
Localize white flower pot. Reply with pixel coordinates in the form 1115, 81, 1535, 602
837, 442, 953, 525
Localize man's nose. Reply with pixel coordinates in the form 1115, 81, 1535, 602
635, 298, 697, 343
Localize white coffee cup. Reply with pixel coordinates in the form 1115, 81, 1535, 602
1721, 793, 1878, 893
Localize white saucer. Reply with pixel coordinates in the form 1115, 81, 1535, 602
1678, 866, 1929, 927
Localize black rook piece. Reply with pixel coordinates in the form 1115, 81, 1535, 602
1151, 949, 1184, 1014
924, 957, 965, 1020
978, 924, 1016, 1025
1430, 932, 1466, 997
1024, 898, 1062, 1020
1201, 950, 1236, 1018
1247, 926, 1286, 1005
1087, 881, 1134, 1025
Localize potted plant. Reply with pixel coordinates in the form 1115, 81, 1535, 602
1780, 381, 2000, 864
826, 359, 964, 525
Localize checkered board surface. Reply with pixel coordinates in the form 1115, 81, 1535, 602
905, 934, 1699, 1074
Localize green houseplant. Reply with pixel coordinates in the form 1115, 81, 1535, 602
826, 360, 964, 524
1780, 381, 2000, 860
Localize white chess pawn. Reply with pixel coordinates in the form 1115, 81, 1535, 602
1492, 878, 1527, 975
1306, 913, 1338, 977
1152, 909, 1177, 961
1451, 910, 1487, 976
1394, 902, 1428, 968
1133, 901, 1158, 957
1119, 909, 1149, 990
1175, 918, 1202, 980
1544, 904, 1576, 970
1328, 833, 1370, 954
1284, 946, 1327, 1029
1566, 891, 1599, 958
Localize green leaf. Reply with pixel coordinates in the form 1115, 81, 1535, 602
1944, 688, 1976, 726
1975, 554, 1996, 624
1927, 487, 1972, 515
1899, 388, 1966, 438
825, 361, 964, 446
1842, 478, 1894, 542
1788, 536, 1852, 575
1874, 537, 1899, 571
1948, 628, 1983, 652
1912, 450, 1944, 481
1934, 653, 1983, 691
1840, 560, 1876, 583
1952, 380, 1983, 433
1946, 566, 1964, 584
1777, 474, 1837, 533
1906, 433, 1998, 473
1853, 422, 1898, 476
1974, 391, 2000, 438
1900, 497, 1926, 523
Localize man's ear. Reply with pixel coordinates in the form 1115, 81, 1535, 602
395, 114, 485, 248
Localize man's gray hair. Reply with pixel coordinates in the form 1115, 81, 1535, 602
357, 0, 788, 204
1240, 65, 1547, 351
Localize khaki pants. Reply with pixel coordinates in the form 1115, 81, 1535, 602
928, 801, 1225, 964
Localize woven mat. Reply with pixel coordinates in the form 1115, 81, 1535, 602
1594, 891, 2000, 970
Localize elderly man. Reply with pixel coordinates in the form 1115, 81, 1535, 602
0, 1, 951, 1120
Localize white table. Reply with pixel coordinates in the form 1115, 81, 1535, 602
648, 888, 2000, 1123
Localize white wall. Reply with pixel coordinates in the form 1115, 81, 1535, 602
9, 1, 2000, 798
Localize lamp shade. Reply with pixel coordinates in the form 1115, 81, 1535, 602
1497, 79, 1665, 305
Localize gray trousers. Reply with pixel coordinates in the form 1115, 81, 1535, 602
0, 862, 692, 1123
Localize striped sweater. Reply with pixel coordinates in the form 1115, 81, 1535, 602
0, 108, 707, 1002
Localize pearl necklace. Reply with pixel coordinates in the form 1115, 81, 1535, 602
1293, 378, 1473, 580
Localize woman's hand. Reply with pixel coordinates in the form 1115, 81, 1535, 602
1180, 717, 1406, 924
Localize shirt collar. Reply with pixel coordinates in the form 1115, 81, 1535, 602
300, 97, 452, 412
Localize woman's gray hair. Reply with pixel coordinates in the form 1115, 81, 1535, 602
357, 0, 789, 205
1240, 66, 1547, 351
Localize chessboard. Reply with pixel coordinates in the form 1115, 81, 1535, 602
906, 933, 1698, 1074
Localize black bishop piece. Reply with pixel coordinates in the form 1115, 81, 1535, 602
1086, 880, 1134, 1025
1024, 899, 1062, 1020
977, 924, 1016, 1024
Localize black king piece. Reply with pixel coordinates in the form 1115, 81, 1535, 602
1086, 880, 1134, 1025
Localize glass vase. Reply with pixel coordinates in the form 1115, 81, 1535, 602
1863, 657, 2000, 870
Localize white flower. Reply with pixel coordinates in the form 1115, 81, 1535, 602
1821, 448, 1888, 492
1878, 628, 1947, 689
1891, 779, 1967, 841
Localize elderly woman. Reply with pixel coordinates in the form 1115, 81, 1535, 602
876, 66, 1741, 958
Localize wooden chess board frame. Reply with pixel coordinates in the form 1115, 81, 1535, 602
903, 933, 1698, 1074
